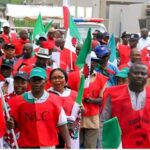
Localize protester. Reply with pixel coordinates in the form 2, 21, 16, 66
49, 68, 80, 149
100, 62, 150, 148
13, 29, 30, 58
0, 22, 16, 44
119, 48, 141, 70
68, 51, 108, 148
117, 31, 131, 66
94, 45, 119, 86
3, 72, 28, 148
137, 28, 150, 51
100, 32, 109, 45
0, 59, 14, 95
8, 67, 71, 148
129, 34, 139, 49
47, 28, 56, 45
0, 43, 17, 66
80, 52, 107, 149
115, 67, 129, 85
13, 43, 36, 74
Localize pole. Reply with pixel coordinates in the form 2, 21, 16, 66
0, 88, 19, 149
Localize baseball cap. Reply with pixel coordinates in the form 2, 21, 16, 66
129, 34, 139, 41
14, 72, 28, 81
4, 43, 15, 50
30, 67, 46, 79
116, 67, 129, 78
1, 59, 13, 68
35, 47, 50, 59
2, 22, 10, 28
121, 31, 130, 38
103, 32, 109, 37
94, 45, 110, 58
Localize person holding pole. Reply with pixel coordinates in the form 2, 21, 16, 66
7, 67, 71, 148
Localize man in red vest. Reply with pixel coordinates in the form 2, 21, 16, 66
8, 67, 71, 148
100, 62, 150, 148
0, 22, 16, 44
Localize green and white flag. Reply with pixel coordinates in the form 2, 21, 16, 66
108, 33, 117, 67
64, 13, 81, 53
102, 117, 122, 149
71, 74, 84, 119
32, 13, 45, 41
76, 28, 92, 88
71, 28, 92, 119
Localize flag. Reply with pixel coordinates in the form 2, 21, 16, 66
71, 74, 84, 119
108, 33, 117, 67
62, 2, 81, 71
63, 0, 69, 29
63, 1, 81, 53
32, 13, 45, 40
102, 117, 122, 149
70, 74, 84, 148
0, 99, 6, 138
44, 20, 53, 34
76, 28, 92, 88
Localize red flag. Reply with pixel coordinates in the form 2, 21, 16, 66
63, 0, 69, 29
0, 99, 6, 138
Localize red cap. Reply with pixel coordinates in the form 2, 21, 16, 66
41, 41, 54, 50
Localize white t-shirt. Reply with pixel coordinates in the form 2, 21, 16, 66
137, 37, 150, 51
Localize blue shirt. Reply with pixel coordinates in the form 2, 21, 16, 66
95, 62, 119, 86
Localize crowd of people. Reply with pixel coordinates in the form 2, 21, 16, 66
0, 20, 150, 149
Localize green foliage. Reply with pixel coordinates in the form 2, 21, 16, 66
14, 19, 35, 27
9, 0, 24, 4
0, 0, 24, 5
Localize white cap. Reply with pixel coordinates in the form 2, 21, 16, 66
2, 22, 10, 28
35, 47, 50, 59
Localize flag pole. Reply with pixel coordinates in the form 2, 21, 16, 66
0, 88, 19, 149
70, 50, 73, 71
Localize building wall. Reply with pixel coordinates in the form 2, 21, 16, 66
109, 4, 144, 36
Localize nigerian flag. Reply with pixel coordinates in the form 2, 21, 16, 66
64, 12, 81, 53
71, 28, 92, 118
71, 75, 84, 119
76, 28, 92, 88
102, 117, 122, 149
108, 33, 117, 67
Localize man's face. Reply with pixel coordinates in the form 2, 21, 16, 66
3, 27, 10, 34
90, 60, 98, 74
141, 30, 148, 39
35, 57, 48, 68
4, 48, 15, 59
99, 54, 110, 67
129, 64, 148, 88
1, 66, 12, 78
23, 45, 32, 58
14, 78, 28, 95
122, 35, 130, 45
20, 30, 28, 40
129, 40, 138, 48
30, 77, 46, 94
131, 50, 141, 63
